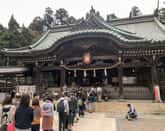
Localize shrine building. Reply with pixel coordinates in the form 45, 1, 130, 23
1, 7, 165, 99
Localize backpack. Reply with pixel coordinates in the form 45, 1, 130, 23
78, 99, 83, 106
57, 100, 65, 113
69, 97, 76, 112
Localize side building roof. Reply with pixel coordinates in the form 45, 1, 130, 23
110, 15, 165, 41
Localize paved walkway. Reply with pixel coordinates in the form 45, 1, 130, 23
118, 118, 165, 131
51, 112, 118, 131
107, 113, 165, 131
1, 101, 165, 131
72, 113, 165, 131
72, 113, 118, 131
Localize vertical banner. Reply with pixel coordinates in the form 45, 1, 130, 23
154, 85, 162, 102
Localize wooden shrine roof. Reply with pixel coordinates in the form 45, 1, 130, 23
1, 8, 165, 57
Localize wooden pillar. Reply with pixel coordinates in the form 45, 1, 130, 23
33, 67, 41, 93
118, 65, 123, 97
151, 55, 158, 87
151, 62, 159, 100
43, 72, 48, 88
151, 63, 158, 87
60, 67, 66, 87
39, 72, 45, 92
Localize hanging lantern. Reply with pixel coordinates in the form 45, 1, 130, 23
84, 70, 87, 77
83, 52, 92, 64
93, 69, 96, 77
104, 69, 107, 77
74, 70, 77, 77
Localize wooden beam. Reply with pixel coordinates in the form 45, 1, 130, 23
66, 55, 118, 62
118, 65, 123, 97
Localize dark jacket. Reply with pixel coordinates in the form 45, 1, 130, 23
15, 106, 33, 129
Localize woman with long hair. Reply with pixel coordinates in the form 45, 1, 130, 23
15, 94, 33, 131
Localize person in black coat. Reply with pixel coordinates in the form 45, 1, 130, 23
15, 94, 33, 131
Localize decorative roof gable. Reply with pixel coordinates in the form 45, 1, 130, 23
71, 7, 146, 41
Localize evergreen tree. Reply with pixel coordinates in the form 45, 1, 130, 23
55, 8, 69, 25
43, 7, 55, 30
8, 15, 20, 32
29, 16, 43, 33
20, 25, 33, 46
68, 16, 77, 24
0, 31, 20, 48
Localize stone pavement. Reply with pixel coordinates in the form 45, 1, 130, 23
72, 113, 118, 131
118, 118, 165, 131
51, 112, 118, 131
52, 112, 165, 131
106, 113, 165, 131
1, 100, 165, 131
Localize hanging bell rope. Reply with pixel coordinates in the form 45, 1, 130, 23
84, 70, 87, 77
104, 68, 107, 77
74, 70, 77, 77
93, 69, 96, 77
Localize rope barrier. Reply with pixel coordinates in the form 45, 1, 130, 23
60, 61, 123, 71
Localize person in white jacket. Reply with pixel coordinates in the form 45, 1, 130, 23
125, 104, 138, 120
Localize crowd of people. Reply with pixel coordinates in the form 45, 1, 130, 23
0, 86, 102, 131
0, 86, 138, 131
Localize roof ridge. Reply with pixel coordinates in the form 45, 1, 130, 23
91, 13, 146, 40
111, 14, 154, 22
30, 30, 50, 48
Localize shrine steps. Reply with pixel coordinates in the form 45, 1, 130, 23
108, 86, 153, 100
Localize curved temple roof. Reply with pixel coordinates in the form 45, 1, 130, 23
1, 8, 165, 56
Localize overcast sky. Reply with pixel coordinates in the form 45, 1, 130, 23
0, 0, 164, 27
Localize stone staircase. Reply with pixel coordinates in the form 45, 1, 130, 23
123, 87, 153, 99
108, 86, 153, 100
